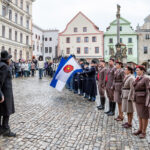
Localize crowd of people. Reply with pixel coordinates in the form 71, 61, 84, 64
9, 56, 57, 79
66, 56, 150, 139
0, 50, 150, 139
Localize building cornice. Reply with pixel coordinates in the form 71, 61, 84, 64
0, 16, 32, 34
0, 37, 31, 48
104, 33, 137, 36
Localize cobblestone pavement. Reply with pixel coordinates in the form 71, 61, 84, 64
0, 75, 150, 150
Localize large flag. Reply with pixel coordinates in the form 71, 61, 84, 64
50, 57, 66, 91
50, 55, 83, 92
56, 55, 82, 83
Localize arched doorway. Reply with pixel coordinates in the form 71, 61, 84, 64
26, 51, 29, 60
8, 48, 11, 55
20, 50, 22, 59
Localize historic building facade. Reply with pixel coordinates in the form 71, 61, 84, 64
32, 24, 59, 61
0, 0, 35, 61
136, 15, 150, 65
104, 17, 138, 63
58, 12, 104, 61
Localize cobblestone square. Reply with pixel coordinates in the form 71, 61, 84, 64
0, 76, 150, 150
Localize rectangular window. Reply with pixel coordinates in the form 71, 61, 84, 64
77, 47, 80, 54
33, 45, 35, 51
2, 6, 6, 17
20, 16, 23, 26
66, 37, 70, 43
95, 47, 99, 53
26, 3, 29, 13
37, 45, 39, 51
45, 38, 47, 41
2, 26, 5, 38
20, 33, 23, 43
9, 10, 12, 20
15, 0, 18, 5
15, 13, 18, 23
145, 34, 150, 40
9, 29, 12, 40
120, 38, 123, 43
120, 26, 122, 31
128, 48, 133, 55
66, 48, 70, 54
49, 37, 52, 41
74, 27, 78, 32
26, 20, 29, 29
76, 37, 81, 43
128, 38, 132, 43
92, 36, 97, 42
84, 47, 88, 54
45, 47, 48, 53
84, 37, 89, 42
15, 31, 17, 41
39, 36, 40, 40
26, 36, 29, 45
109, 38, 113, 43
144, 47, 148, 54
21, 0, 23, 9
49, 47, 52, 53
83, 27, 87, 32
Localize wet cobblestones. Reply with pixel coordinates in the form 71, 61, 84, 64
0, 76, 150, 150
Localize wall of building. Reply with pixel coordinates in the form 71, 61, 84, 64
0, 0, 34, 61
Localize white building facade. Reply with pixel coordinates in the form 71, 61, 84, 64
58, 12, 104, 61
32, 24, 43, 58
43, 30, 59, 61
32, 24, 59, 61
0, 0, 35, 61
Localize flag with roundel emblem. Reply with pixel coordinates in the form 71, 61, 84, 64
56, 55, 82, 83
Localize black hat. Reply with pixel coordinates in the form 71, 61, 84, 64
126, 66, 133, 74
116, 61, 123, 66
109, 58, 115, 62
91, 60, 97, 64
100, 60, 105, 63
136, 65, 146, 72
85, 62, 89, 65
0, 50, 12, 61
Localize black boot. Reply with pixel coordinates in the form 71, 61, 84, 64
0, 126, 4, 135
97, 97, 105, 110
105, 101, 112, 114
2, 128, 16, 137
107, 102, 116, 116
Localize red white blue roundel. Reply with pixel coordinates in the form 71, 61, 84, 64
63, 65, 74, 73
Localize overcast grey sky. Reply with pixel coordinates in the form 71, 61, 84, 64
32, 0, 150, 32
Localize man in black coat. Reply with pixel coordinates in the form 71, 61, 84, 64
0, 50, 16, 137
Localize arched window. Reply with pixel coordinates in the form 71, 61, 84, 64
14, 49, 17, 61
8, 48, 11, 54
20, 50, 22, 59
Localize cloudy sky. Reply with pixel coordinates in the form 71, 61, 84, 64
33, 0, 150, 32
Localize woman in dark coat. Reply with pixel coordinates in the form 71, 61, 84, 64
0, 50, 16, 137
133, 65, 149, 139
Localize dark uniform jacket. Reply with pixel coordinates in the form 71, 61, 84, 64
0, 61, 15, 116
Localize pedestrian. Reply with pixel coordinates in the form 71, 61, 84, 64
105, 58, 117, 116
133, 65, 149, 139
38, 56, 44, 79
114, 61, 125, 121
24, 61, 29, 77
122, 66, 135, 128
0, 50, 16, 137
97, 60, 107, 110
31, 61, 35, 77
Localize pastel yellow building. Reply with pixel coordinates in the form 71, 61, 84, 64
0, 0, 35, 61
58, 12, 104, 61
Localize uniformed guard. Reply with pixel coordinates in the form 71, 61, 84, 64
83, 62, 89, 98
97, 60, 107, 110
105, 58, 117, 116
114, 61, 125, 121
83, 60, 97, 101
